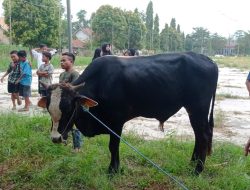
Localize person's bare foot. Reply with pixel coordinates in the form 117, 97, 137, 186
73, 148, 81, 153
12, 106, 16, 110
17, 99, 22, 105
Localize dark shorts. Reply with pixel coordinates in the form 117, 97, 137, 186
8, 82, 19, 93
19, 84, 31, 97
39, 89, 47, 97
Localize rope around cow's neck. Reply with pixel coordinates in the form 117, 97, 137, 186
60, 107, 77, 143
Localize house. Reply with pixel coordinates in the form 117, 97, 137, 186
72, 28, 92, 55
0, 17, 10, 44
74, 28, 92, 42
216, 39, 237, 56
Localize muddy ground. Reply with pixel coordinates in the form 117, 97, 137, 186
0, 67, 249, 146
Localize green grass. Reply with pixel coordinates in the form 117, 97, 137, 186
212, 56, 250, 70
0, 114, 249, 190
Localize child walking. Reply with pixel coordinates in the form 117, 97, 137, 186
0, 50, 22, 110
36, 51, 54, 96
15, 50, 32, 112
59, 52, 82, 152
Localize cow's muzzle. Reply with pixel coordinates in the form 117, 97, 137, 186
51, 136, 67, 144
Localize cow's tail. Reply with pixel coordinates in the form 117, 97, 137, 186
209, 89, 216, 128
207, 88, 216, 155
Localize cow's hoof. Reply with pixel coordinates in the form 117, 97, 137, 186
194, 164, 204, 175
108, 166, 118, 174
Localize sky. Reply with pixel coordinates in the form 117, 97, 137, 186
0, 0, 249, 37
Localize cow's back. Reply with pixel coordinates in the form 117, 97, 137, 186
79, 52, 218, 121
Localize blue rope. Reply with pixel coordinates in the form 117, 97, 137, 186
84, 108, 189, 190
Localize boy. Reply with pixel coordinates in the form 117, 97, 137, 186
0, 50, 22, 110
15, 50, 32, 112
31, 44, 56, 97
59, 52, 82, 152
36, 51, 54, 96
31, 44, 57, 69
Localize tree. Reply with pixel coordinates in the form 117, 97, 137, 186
3, 0, 63, 47
91, 5, 127, 49
210, 33, 227, 55
189, 27, 210, 54
170, 18, 176, 30
244, 32, 250, 55
72, 9, 89, 33
160, 23, 169, 52
124, 10, 146, 50
153, 14, 160, 51
234, 30, 247, 55
145, 1, 153, 50
76, 10, 89, 27
167, 18, 183, 52
185, 34, 194, 51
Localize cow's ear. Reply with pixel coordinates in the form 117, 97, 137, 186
78, 95, 98, 108
37, 97, 47, 108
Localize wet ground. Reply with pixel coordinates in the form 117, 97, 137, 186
0, 67, 249, 146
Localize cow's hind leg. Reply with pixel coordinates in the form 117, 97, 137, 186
108, 129, 122, 174
188, 110, 211, 175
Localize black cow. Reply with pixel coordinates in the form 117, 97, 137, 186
38, 52, 218, 174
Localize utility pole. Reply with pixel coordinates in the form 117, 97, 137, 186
127, 26, 130, 49
66, 0, 72, 53
58, 2, 61, 52
9, 0, 12, 44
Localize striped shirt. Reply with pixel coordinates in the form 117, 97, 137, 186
7, 62, 21, 83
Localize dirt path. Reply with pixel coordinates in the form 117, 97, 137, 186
0, 67, 249, 146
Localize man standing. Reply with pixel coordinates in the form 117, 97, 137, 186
245, 74, 250, 156
31, 44, 56, 95
59, 52, 83, 152
31, 44, 56, 69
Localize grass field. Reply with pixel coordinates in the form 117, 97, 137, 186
0, 114, 249, 190
212, 56, 250, 70
0, 46, 250, 189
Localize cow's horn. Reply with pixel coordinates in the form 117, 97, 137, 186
49, 83, 60, 90
39, 80, 49, 89
71, 82, 85, 90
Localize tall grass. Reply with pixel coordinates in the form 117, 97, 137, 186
0, 113, 249, 190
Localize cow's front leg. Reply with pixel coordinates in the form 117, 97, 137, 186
108, 131, 121, 174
